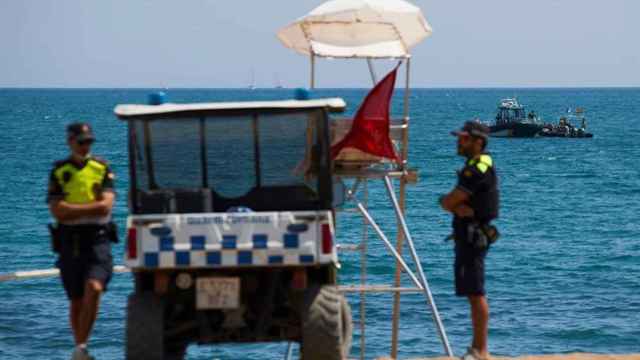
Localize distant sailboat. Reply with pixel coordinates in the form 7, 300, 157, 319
274, 73, 284, 89
248, 69, 256, 90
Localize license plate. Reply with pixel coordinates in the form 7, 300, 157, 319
196, 277, 240, 310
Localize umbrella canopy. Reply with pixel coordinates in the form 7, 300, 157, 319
277, 0, 432, 58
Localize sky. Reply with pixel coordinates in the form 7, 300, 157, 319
1, 0, 639, 88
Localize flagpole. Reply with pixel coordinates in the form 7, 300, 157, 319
366, 58, 377, 85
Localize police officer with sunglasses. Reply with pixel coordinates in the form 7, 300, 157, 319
47, 122, 116, 360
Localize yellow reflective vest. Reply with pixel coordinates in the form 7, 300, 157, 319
53, 158, 109, 204
467, 154, 493, 174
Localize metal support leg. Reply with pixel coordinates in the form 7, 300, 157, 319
383, 176, 454, 357
359, 180, 368, 360
390, 176, 407, 358
346, 188, 424, 291
284, 342, 293, 360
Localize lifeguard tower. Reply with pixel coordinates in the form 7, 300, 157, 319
278, 0, 453, 358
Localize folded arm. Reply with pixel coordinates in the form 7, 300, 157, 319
440, 188, 474, 218
49, 191, 115, 222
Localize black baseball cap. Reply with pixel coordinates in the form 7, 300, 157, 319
451, 120, 490, 140
67, 122, 95, 142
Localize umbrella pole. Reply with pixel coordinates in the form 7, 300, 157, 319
310, 54, 316, 89
404, 57, 411, 131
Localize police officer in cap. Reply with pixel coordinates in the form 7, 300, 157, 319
47, 122, 116, 360
440, 120, 499, 360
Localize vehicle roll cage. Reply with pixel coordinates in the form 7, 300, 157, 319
122, 107, 336, 214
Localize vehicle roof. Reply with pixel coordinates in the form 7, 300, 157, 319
114, 98, 346, 119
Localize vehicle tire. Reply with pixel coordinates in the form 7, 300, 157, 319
340, 295, 353, 356
125, 292, 166, 360
164, 347, 187, 360
300, 286, 353, 360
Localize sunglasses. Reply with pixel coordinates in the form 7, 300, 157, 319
76, 139, 94, 146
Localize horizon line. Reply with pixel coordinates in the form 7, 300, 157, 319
1, 85, 639, 90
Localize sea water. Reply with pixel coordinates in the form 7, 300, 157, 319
0, 88, 638, 359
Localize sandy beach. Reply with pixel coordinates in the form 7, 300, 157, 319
377, 354, 640, 360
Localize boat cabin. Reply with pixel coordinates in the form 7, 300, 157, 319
495, 98, 531, 124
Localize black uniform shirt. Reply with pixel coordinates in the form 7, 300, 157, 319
453, 154, 499, 234
456, 156, 496, 197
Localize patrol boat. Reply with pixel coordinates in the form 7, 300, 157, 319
489, 98, 543, 138
539, 108, 593, 138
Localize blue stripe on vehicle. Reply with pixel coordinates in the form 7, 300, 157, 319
284, 234, 299, 248
206, 251, 221, 265
222, 235, 237, 249
144, 253, 159, 267
190, 235, 205, 250
176, 251, 190, 266
252, 234, 268, 249
238, 251, 252, 265
299, 255, 314, 263
268, 255, 283, 264
159, 236, 174, 251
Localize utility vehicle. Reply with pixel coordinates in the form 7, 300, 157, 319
116, 97, 352, 360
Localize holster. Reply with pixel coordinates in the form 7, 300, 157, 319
48, 223, 61, 253
467, 222, 500, 249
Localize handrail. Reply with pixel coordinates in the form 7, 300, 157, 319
0, 265, 130, 282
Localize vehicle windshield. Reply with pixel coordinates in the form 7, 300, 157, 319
130, 110, 331, 213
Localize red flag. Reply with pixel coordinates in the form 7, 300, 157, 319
331, 66, 399, 161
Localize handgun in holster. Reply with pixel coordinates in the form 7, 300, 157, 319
467, 222, 500, 249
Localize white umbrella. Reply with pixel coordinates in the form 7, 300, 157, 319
277, 0, 432, 58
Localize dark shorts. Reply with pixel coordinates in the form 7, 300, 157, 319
454, 241, 488, 297
56, 225, 113, 299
